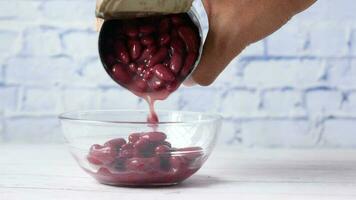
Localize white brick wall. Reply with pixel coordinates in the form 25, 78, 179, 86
243, 60, 323, 88
323, 119, 356, 147
22, 27, 62, 56
241, 120, 318, 148
0, 0, 356, 147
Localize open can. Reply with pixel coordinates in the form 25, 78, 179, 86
97, 0, 208, 83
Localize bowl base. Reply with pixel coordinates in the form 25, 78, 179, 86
98, 181, 180, 188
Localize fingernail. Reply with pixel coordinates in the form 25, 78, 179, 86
183, 76, 197, 87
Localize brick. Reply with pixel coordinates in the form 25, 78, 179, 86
351, 30, 356, 56
262, 90, 305, 117
0, 65, 4, 83
41, 0, 94, 22
0, 86, 19, 113
243, 59, 323, 88
220, 90, 259, 117
323, 119, 356, 147
307, 23, 349, 57
220, 119, 242, 146
179, 88, 221, 112
0, 31, 18, 56
296, 0, 356, 23
4, 116, 62, 143
62, 88, 100, 111
6, 57, 76, 85
306, 89, 343, 114
239, 40, 265, 57
21, 87, 60, 113
342, 92, 356, 113
0, 115, 4, 142
241, 120, 317, 147
0, 1, 41, 20
267, 22, 308, 56
100, 89, 140, 109
212, 57, 244, 88
62, 31, 98, 61
68, 58, 115, 87
22, 27, 62, 56
325, 59, 356, 89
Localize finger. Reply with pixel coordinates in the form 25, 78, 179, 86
96, 18, 104, 32
183, 76, 197, 87
190, 32, 234, 86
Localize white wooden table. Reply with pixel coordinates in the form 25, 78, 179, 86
0, 145, 356, 200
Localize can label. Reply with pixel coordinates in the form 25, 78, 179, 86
96, 0, 194, 19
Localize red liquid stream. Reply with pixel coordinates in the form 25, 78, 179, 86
146, 96, 159, 124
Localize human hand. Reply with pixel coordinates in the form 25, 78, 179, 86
186, 0, 316, 86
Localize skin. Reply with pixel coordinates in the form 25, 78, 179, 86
188, 0, 317, 86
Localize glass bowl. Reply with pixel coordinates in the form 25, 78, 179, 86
59, 110, 222, 187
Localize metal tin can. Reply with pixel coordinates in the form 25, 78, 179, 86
98, 0, 208, 81
186, 0, 209, 79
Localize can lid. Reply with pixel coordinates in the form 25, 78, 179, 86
96, 0, 194, 19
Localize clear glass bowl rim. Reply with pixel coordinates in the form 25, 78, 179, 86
58, 109, 223, 126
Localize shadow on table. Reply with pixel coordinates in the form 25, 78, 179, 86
173, 174, 227, 188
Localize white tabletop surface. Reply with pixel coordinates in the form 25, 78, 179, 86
0, 144, 356, 200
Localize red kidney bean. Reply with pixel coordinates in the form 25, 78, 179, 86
133, 138, 150, 151
112, 64, 131, 84
171, 29, 179, 39
134, 78, 148, 92
178, 147, 203, 160
169, 51, 183, 74
141, 132, 167, 142
89, 144, 117, 165
100, 13, 201, 103
150, 78, 164, 90
114, 40, 130, 64
180, 52, 197, 77
171, 15, 184, 26
121, 143, 134, 150
161, 141, 172, 148
159, 33, 171, 46
87, 154, 103, 165
178, 26, 199, 53
128, 39, 142, 60
104, 138, 126, 150
159, 17, 171, 33
128, 63, 137, 73
169, 155, 188, 173
138, 46, 157, 63
153, 64, 175, 82
140, 35, 155, 46
170, 38, 185, 54
162, 58, 170, 67
113, 158, 126, 171
118, 148, 134, 159
126, 157, 160, 172
136, 64, 144, 74
97, 167, 112, 176
166, 80, 179, 92
155, 145, 170, 157
139, 24, 155, 35
129, 133, 141, 144
146, 47, 168, 67
124, 24, 139, 38
143, 67, 154, 80
105, 55, 116, 66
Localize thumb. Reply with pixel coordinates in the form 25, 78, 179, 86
187, 32, 238, 86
